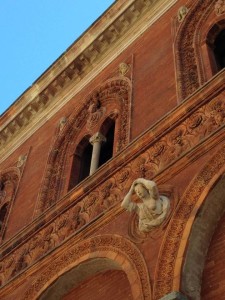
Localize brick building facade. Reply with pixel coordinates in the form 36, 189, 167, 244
0, 0, 225, 299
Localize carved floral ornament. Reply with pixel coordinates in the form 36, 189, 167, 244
177, 6, 189, 23
215, 0, 225, 15
119, 62, 130, 76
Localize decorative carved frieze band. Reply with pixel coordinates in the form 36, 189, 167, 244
0, 85, 225, 287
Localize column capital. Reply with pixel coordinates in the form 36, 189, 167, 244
89, 132, 106, 145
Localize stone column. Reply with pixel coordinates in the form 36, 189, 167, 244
89, 132, 106, 175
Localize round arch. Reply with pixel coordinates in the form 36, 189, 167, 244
153, 145, 225, 299
174, 0, 216, 100
182, 173, 225, 299
24, 234, 152, 300
35, 77, 132, 216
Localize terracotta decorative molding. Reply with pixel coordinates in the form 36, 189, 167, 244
119, 62, 130, 76
215, 0, 225, 15
20, 235, 151, 300
177, 6, 189, 23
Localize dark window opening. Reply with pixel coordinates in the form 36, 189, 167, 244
214, 29, 225, 71
78, 143, 92, 182
0, 181, 4, 191
99, 120, 115, 168
0, 203, 8, 233
69, 137, 92, 190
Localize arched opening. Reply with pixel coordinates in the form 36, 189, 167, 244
36, 78, 131, 214
213, 29, 225, 71
205, 23, 225, 77
0, 203, 8, 236
39, 258, 133, 300
25, 235, 151, 300
181, 175, 225, 299
99, 118, 115, 168
69, 136, 92, 190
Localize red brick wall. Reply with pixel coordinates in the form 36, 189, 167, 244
62, 270, 133, 300
201, 213, 225, 299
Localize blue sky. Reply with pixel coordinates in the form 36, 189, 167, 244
0, 0, 115, 115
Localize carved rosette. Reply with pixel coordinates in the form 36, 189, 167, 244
215, 0, 225, 15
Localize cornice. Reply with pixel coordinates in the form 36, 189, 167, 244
0, 0, 177, 163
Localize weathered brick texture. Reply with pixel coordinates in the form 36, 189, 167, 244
63, 270, 133, 300
202, 213, 225, 300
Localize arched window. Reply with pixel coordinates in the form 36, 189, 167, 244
68, 119, 116, 191
37, 78, 132, 214
0, 169, 20, 242
205, 24, 225, 78
0, 203, 9, 234
69, 136, 92, 190
213, 29, 225, 71
99, 118, 115, 168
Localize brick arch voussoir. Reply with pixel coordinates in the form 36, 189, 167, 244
24, 234, 151, 300
153, 145, 225, 299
